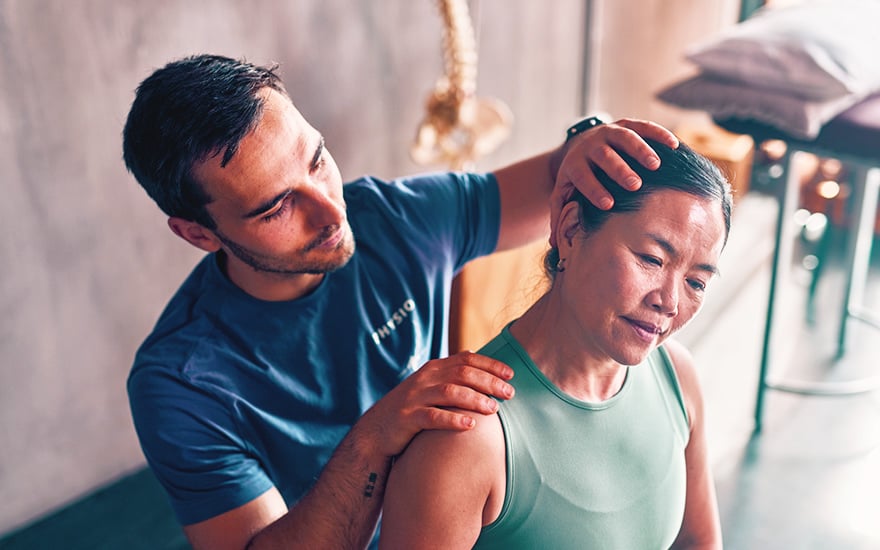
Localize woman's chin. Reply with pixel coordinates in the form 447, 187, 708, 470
610, 345, 656, 367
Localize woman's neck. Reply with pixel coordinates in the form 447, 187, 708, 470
509, 292, 627, 402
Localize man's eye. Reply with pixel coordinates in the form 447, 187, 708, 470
262, 200, 290, 222
640, 255, 662, 267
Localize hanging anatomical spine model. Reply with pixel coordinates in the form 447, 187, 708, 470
411, 0, 513, 170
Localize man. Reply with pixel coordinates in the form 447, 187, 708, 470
123, 54, 677, 550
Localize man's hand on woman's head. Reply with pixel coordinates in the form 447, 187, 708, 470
549, 118, 679, 247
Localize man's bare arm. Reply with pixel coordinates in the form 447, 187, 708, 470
182, 351, 515, 550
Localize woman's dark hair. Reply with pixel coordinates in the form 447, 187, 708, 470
545, 138, 733, 276
122, 54, 289, 229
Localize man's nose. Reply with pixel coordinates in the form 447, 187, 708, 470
303, 183, 344, 228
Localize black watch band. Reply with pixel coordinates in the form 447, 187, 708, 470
565, 116, 605, 142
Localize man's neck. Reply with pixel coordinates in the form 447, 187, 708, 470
218, 252, 325, 302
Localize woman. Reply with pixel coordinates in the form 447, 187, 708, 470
379, 139, 730, 549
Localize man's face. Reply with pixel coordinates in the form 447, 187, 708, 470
192, 88, 355, 281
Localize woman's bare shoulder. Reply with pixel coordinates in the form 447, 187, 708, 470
381, 408, 507, 548
661, 339, 704, 426
395, 407, 504, 471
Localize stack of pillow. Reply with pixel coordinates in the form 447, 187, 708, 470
657, 0, 880, 139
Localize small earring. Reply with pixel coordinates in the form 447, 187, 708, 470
556, 257, 566, 272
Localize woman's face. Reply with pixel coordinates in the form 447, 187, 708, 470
556, 188, 726, 367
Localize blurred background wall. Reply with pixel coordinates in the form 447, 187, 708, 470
0, 0, 739, 535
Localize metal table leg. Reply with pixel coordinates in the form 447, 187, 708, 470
755, 158, 880, 435
838, 165, 880, 357
754, 150, 801, 433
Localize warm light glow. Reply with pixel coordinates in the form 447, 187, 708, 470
761, 139, 788, 160
793, 208, 811, 226
817, 180, 840, 199
819, 158, 843, 179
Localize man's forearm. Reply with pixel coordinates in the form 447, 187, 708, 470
245, 349, 518, 548
248, 428, 391, 549
491, 149, 559, 252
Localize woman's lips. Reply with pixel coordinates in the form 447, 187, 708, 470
625, 317, 665, 343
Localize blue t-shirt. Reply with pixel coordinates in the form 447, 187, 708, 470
127, 172, 500, 527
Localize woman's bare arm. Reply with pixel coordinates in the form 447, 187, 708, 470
665, 339, 723, 549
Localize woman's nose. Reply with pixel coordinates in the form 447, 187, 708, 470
648, 279, 679, 316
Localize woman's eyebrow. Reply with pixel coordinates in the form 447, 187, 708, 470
647, 232, 720, 276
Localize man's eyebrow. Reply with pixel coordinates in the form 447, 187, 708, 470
241, 137, 323, 220
647, 233, 721, 276
311, 136, 325, 170
243, 189, 291, 219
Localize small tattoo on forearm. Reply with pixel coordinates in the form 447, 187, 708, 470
363, 472, 378, 497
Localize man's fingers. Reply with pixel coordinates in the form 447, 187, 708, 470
553, 119, 678, 219
401, 352, 514, 413
360, 352, 514, 456
558, 157, 616, 206
418, 407, 478, 431
616, 118, 679, 150
431, 382, 502, 414
452, 351, 514, 380
443, 352, 515, 400
585, 141, 646, 193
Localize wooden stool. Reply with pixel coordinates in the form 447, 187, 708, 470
716, 92, 880, 433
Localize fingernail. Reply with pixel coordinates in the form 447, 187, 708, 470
599, 197, 614, 210
648, 155, 661, 169
504, 385, 515, 399
627, 176, 642, 189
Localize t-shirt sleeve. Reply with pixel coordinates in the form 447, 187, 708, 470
348, 172, 501, 273
128, 365, 275, 525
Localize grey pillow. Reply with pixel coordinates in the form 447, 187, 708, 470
685, 0, 880, 100
656, 73, 862, 139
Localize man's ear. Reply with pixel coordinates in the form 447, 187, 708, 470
556, 201, 582, 255
167, 217, 222, 253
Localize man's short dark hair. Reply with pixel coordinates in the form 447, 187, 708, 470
122, 54, 289, 228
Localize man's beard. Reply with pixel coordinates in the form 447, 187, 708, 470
215, 224, 355, 276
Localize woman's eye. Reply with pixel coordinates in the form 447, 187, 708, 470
687, 279, 707, 292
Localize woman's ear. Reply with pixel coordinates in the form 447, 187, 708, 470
555, 201, 582, 255
167, 217, 222, 253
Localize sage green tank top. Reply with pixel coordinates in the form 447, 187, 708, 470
473, 326, 690, 550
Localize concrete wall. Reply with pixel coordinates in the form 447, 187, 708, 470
587, 0, 741, 127
0, 0, 744, 535
0, 0, 586, 533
